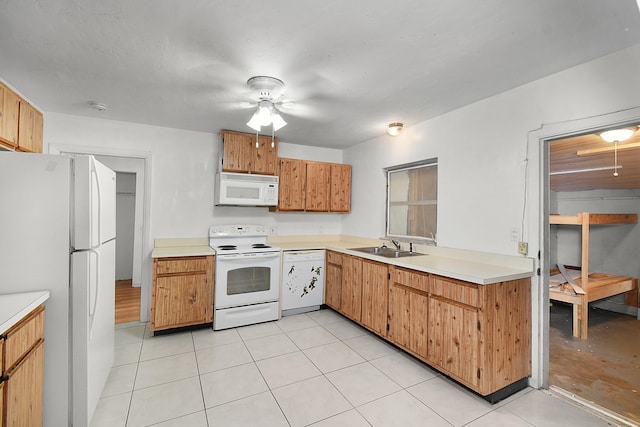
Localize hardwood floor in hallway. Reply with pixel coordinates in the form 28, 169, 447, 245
115, 279, 140, 324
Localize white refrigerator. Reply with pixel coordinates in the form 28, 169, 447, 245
0, 152, 116, 427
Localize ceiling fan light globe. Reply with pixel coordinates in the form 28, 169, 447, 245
600, 128, 635, 143
257, 105, 272, 126
247, 114, 262, 131
272, 113, 287, 131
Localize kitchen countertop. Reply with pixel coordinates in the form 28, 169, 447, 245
151, 235, 535, 285
0, 290, 50, 334
271, 236, 535, 285
152, 237, 216, 258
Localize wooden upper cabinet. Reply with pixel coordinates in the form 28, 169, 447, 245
330, 163, 351, 212
0, 83, 21, 148
253, 135, 278, 175
305, 161, 330, 212
18, 101, 43, 153
220, 130, 278, 175
276, 157, 306, 211
275, 158, 352, 213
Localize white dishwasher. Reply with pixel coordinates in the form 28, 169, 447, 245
281, 250, 325, 316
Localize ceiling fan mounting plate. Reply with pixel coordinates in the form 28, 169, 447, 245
247, 76, 285, 100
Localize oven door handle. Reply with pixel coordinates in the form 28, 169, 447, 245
217, 252, 281, 261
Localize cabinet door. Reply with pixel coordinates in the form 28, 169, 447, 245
330, 163, 351, 212
340, 255, 362, 321
253, 135, 278, 175
276, 158, 306, 211
305, 162, 330, 212
0, 84, 20, 147
325, 251, 343, 310
17, 101, 44, 153
0, 379, 4, 427
154, 274, 213, 329
222, 131, 253, 173
387, 267, 429, 359
428, 296, 479, 388
5, 339, 44, 427
361, 260, 388, 336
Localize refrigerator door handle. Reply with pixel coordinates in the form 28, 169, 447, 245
90, 157, 103, 249
88, 248, 100, 338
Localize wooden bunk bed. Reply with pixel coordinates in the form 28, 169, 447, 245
549, 212, 638, 339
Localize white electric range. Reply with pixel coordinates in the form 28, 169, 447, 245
209, 225, 281, 330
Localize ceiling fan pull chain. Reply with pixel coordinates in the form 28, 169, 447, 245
271, 127, 275, 148
613, 141, 617, 176
256, 129, 259, 148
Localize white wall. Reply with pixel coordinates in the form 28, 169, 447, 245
44, 115, 346, 238
344, 43, 640, 258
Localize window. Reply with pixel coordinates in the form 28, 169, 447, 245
386, 159, 437, 241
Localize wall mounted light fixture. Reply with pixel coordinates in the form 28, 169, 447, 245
388, 123, 403, 136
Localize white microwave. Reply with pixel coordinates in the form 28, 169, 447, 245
215, 172, 279, 206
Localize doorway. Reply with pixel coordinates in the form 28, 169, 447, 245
546, 125, 640, 424
114, 172, 141, 323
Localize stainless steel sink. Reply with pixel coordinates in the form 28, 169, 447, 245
350, 246, 424, 258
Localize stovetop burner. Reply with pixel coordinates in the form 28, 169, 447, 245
209, 224, 280, 255
217, 245, 237, 251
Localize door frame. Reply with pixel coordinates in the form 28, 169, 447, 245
528, 106, 640, 389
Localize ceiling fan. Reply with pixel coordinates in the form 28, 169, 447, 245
244, 76, 288, 132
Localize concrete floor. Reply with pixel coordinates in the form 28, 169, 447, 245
549, 302, 640, 424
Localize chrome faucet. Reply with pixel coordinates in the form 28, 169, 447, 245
391, 240, 401, 250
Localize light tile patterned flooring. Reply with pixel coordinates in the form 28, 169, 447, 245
92, 309, 616, 427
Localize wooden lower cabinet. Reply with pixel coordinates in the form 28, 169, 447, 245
325, 250, 343, 310
323, 253, 531, 399
151, 255, 215, 332
428, 295, 480, 388
387, 266, 429, 360
340, 255, 363, 322
428, 275, 531, 395
360, 260, 388, 336
5, 340, 44, 427
1, 305, 46, 427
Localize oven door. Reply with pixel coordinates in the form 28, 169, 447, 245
215, 251, 281, 309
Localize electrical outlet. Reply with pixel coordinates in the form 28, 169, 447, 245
518, 241, 528, 255
510, 226, 519, 242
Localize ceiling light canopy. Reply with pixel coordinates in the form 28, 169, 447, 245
246, 76, 287, 132
388, 123, 403, 136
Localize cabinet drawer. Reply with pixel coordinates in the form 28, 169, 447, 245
3, 305, 45, 371
430, 276, 480, 307
155, 257, 210, 275
389, 266, 429, 293
326, 250, 342, 266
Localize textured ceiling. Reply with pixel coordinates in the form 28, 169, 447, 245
1, 0, 639, 149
